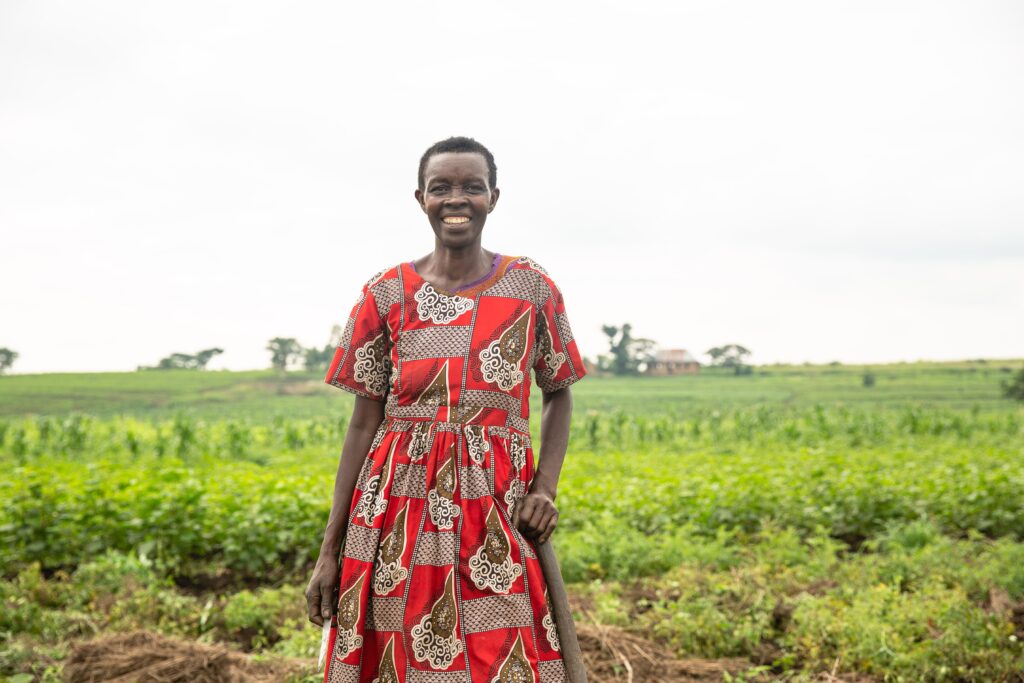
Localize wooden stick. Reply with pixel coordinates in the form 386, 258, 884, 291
536, 539, 589, 682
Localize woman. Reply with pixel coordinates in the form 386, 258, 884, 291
306, 136, 587, 683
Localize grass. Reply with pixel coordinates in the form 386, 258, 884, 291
1, 358, 1021, 419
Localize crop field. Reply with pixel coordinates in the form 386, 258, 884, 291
2, 360, 1024, 682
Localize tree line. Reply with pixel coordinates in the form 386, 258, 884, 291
136, 325, 343, 374
4, 331, 1023, 402
597, 324, 753, 376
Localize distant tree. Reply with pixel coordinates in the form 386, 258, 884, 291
146, 347, 224, 370
705, 344, 753, 376
863, 371, 876, 388
0, 348, 18, 374
598, 324, 657, 375
1002, 368, 1024, 402
267, 337, 304, 372
193, 348, 224, 369
304, 325, 343, 373
156, 353, 197, 370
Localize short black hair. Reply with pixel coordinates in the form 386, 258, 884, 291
418, 136, 497, 190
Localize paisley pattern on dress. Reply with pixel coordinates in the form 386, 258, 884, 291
464, 424, 490, 465
355, 440, 396, 524
508, 432, 526, 473
479, 309, 530, 390
427, 446, 460, 530
450, 405, 482, 423
411, 568, 465, 669
371, 636, 400, 683
503, 477, 526, 517
414, 282, 474, 324
542, 588, 560, 652
407, 421, 431, 462
491, 632, 535, 683
534, 314, 566, 380
352, 333, 390, 396
417, 360, 450, 406
332, 574, 366, 661
373, 503, 409, 595
469, 503, 523, 594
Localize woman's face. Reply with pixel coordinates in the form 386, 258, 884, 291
415, 152, 499, 250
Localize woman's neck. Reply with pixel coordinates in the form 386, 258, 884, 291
415, 245, 495, 290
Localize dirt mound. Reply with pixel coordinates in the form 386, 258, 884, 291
63, 630, 304, 683
577, 621, 755, 682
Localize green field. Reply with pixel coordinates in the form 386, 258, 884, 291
2, 361, 1024, 682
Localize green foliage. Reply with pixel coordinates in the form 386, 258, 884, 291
576, 521, 1024, 679
304, 324, 343, 373
0, 347, 16, 375
1002, 367, 1024, 402
1, 360, 1020, 418
598, 323, 655, 375
0, 551, 314, 680
266, 338, 303, 372
139, 348, 224, 371
0, 457, 327, 582
221, 585, 302, 649
2, 362, 1024, 681
706, 344, 752, 375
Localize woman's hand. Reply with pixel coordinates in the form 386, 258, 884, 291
305, 554, 340, 627
512, 484, 559, 545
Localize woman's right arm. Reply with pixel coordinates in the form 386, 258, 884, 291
305, 395, 386, 626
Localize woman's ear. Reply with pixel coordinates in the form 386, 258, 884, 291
414, 188, 426, 212
488, 187, 500, 213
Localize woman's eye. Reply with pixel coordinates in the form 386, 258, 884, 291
430, 186, 448, 194
466, 185, 485, 194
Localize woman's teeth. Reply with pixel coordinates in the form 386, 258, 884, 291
442, 217, 470, 225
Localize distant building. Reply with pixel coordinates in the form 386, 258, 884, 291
647, 348, 701, 375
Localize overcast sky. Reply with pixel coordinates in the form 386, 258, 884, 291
2, 0, 1022, 374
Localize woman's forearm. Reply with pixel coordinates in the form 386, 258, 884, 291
531, 387, 573, 499
319, 396, 386, 558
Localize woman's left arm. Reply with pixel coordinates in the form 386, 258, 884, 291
513, 386, 573, 544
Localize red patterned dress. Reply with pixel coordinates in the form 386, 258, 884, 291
322, 253, 587, 683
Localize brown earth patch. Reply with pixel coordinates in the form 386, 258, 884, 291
63, 630, 305, 683
577, 621, 757, 682
986, 587, 1024, 639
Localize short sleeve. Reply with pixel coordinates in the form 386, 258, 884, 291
324, 277, 392, 401
532, 273, 587, 393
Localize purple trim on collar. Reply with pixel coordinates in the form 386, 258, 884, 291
409, 253, 502, 293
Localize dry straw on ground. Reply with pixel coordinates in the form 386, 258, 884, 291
576, 621, 751, 683
63, 630, 302, 683
61, 625, 880, 683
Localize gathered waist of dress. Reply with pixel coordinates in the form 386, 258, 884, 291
381, 403, 530, 433
379, 414, 533, 444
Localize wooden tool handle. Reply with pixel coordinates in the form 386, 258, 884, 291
536, 539, 588, 682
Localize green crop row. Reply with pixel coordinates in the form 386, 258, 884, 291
3, 423, 1022, 584
1, 404, 1019, 467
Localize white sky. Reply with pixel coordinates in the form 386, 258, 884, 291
2, 0, 1022, 373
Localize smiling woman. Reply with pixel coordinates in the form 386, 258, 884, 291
306, 137, 588, 683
